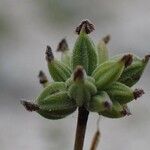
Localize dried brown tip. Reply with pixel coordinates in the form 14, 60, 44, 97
104, 101, 111, 109
45, 45, 54, 62
56, 38, 69, 52
121, 54, 133, 68
121, 106, 132, 116
123, 106, 132, 116
121, 110, 129, 116
102, 35, 111, 44
38, 70, 48, 84
75, 19, 95, 35
21, 100, 39, 112
73, 65, 84, 81
133, 89, 145, 100
143, 54, 150, 63
90, 130, 100, 150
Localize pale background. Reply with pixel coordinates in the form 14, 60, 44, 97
0, 0, 150, 150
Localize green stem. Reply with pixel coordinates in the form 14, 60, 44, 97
74, 107, 89, 150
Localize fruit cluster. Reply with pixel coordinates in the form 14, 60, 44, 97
22, 20, 149, 119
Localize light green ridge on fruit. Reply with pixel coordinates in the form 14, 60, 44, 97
105, 82, 134, 104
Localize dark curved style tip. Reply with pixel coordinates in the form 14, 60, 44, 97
133, 89, 145, 99
121, 108, 131, 116
121, 54, 133, 68
144, 54, 150, 63
104, 101, 111, 109
102, 35, 111, 44
57, 38, 69, 52
21, 100, 39, 112
75, 19, 95, 35
123, 106, 132, 116
45, 45, 54, 62
74, 65, 84, 81
38, 70, 48, 84
121, 110, 127, 116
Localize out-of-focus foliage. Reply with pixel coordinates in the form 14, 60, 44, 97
0, 15, 11, 38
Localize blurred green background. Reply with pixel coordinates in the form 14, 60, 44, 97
0, 0, 150, 150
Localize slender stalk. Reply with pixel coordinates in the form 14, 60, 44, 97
90, 130, 100, 150
74, 107, 89, 150
90, 116, 101, 150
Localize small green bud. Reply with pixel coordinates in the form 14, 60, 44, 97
87, 91, 112, 112
105, 82, 144, 104
21, 91, 77, 120
21, 101, 76, 120
92, 54, 133, 90
97, 35, 110, 65
72, 20, 98, 75
37, 91, 76, 110
100, 101, 131, 118
38, 91, 76, 119
118, 54, 150, 87
46, 45, 71, 82
68, 66, 97, 106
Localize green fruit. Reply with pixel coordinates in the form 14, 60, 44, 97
46, 45, 71, 82
110, 54, 150, 87
21, 20, 148, 121
21, 100, 74, 120
92, 54, 133, 90
37, 91, 77, 119
100, 101, 128, 118
37, 82, 66, 103
72, 21, 97, 75
68, 80, 97, 106
68, 66, 97, 106
105, 82, 144, 104
87, 91, 112, 112
105, 82, 134, 104
118, 55, 150, 87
